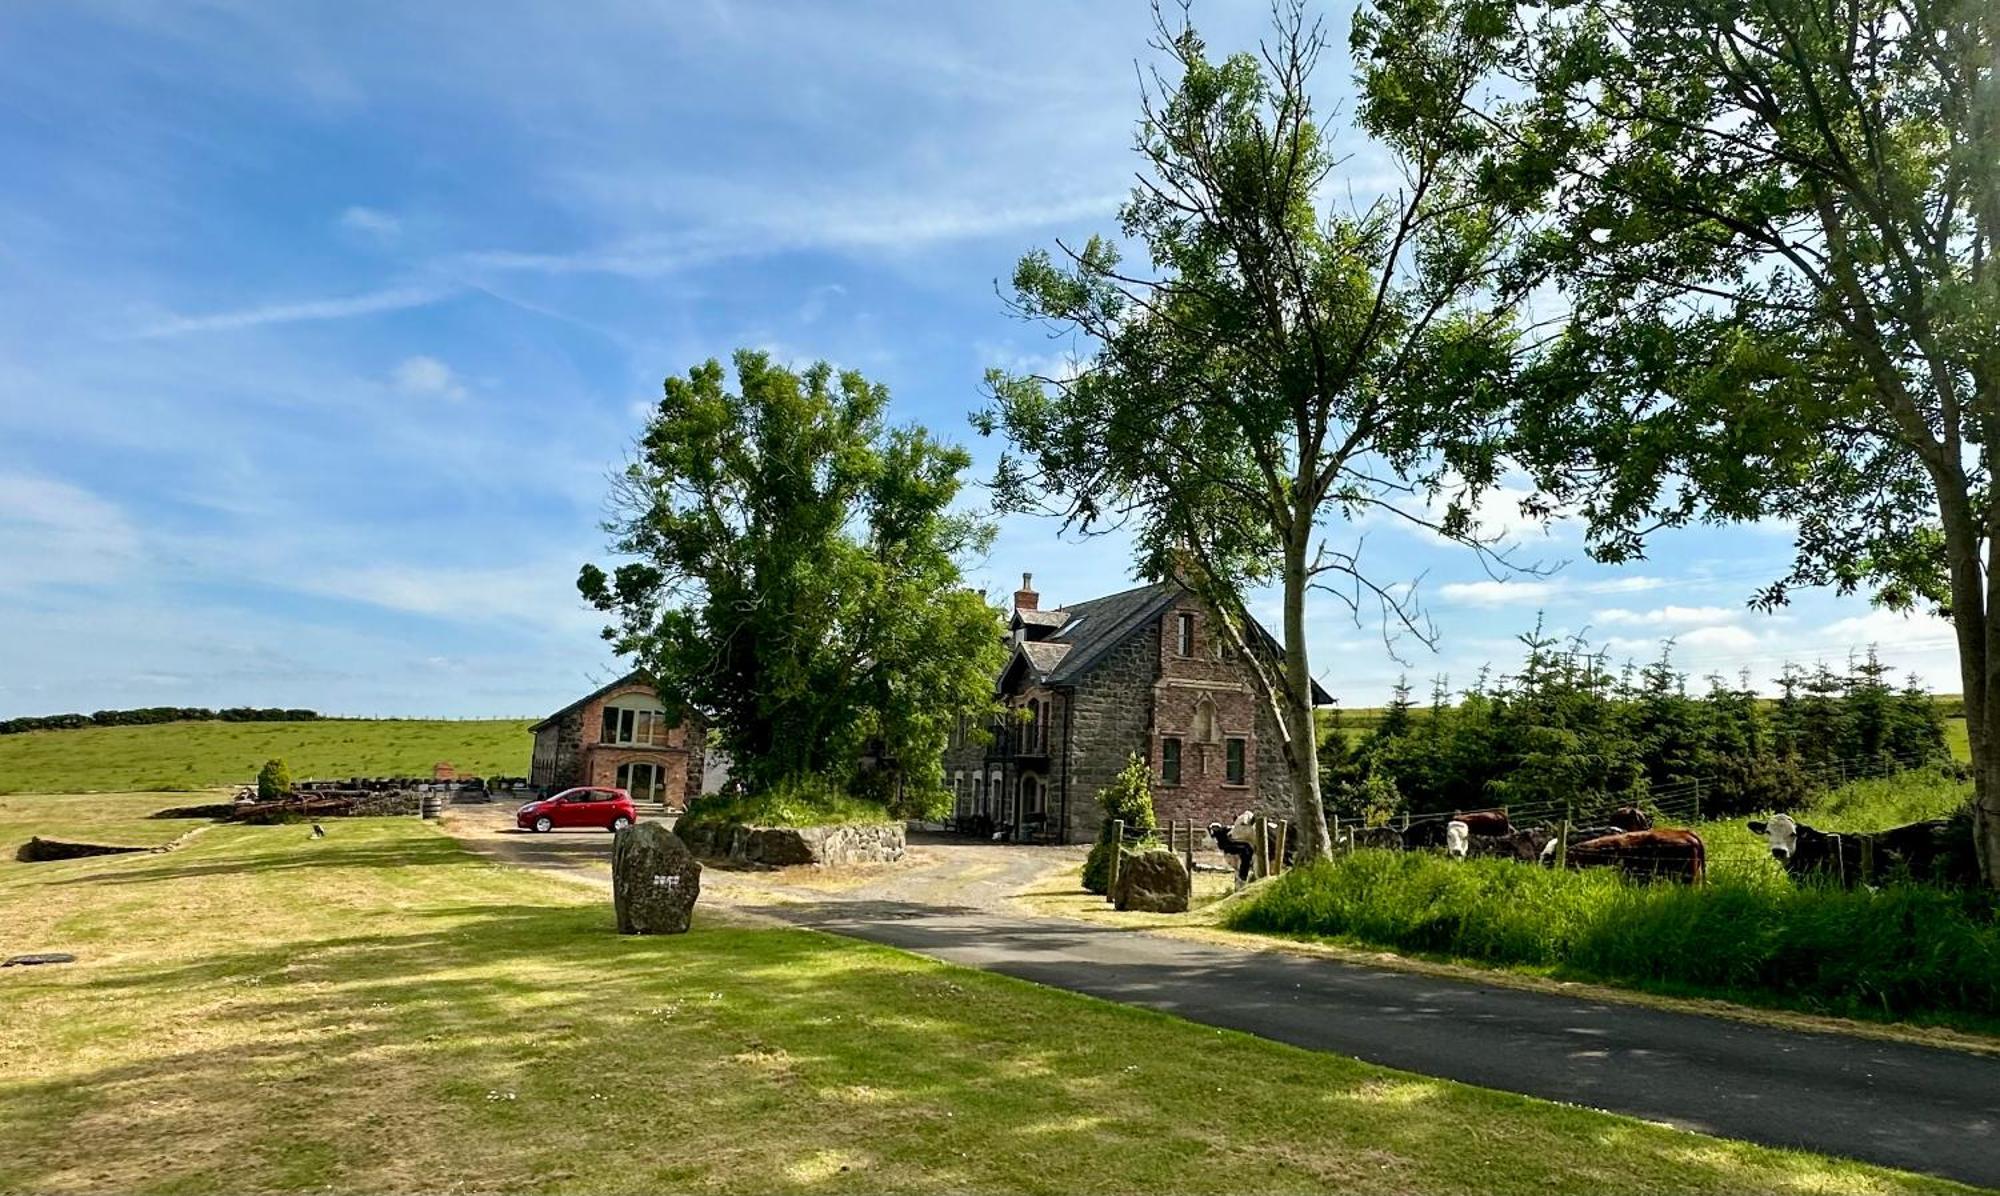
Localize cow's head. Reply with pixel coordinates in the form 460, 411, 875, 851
1444, 820, 1470, 859
1748, 814, 1800, 860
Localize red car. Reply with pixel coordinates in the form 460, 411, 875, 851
516, 787, 636, 833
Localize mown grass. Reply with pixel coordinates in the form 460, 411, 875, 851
0, 791, 202, 857
0, 803, 1973, 1194
0, 718, 533, 793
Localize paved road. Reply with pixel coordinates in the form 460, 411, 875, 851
447, 812, 2000, 1188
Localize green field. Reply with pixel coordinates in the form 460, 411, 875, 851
0, 801, 1969, 1195
0, 719, 533, 794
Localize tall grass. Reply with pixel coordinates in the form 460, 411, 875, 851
1227, 852, 2000, 1026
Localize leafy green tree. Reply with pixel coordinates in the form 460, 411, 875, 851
980, 3, 1542, 860
1362, 0, 2000, 879
1082, 753, 1161, 894
256, 758, 291, 803
579, 350, 1010, 816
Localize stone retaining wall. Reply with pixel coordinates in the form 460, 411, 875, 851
675, 820, 905, 866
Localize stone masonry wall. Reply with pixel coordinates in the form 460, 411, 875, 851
1063, 628, 1159, 842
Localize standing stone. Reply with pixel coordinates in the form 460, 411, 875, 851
1111, 848, 1191, 913
612, 822, 702, 935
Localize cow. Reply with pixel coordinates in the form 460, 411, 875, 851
1561, 828, 1706, 884
1211, 812, 1286, 888
1336, 825, 1406, 852
1407, 809, 1510, 851
1747, 814, 1978, 888
1469, 826, 1554, 861
1444, 820, 1472, 859
1605, 806, 1653, 832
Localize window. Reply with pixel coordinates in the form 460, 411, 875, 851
1161, 737, 1182, 786
1225, 737, 1247, 785
1175, 612, 1194, 657
616, 762, 661, 803
990, 770, 1004, 817
600, 704, 669, 746
1025, 698, 1041, 752
952, 771, 966, 815
971, 774, 984, 813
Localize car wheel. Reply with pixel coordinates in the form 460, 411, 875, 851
610, 815, 632, 833
533, 815, 553, 833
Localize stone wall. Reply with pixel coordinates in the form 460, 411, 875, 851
1063, 628, 1159, 842
675, 820, 905, 866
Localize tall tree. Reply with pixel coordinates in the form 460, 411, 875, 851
1363, 0, 2000, 879
979, 2, 1540, 858
579, 350, 1009, 812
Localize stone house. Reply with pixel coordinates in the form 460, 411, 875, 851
529, 671, 705, 808
942, 576, 1330, 844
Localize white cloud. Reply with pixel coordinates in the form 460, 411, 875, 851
134, 284, 454, 338
0, 473, 141, 592
300, 561, 599, 632
337, 205, 401, 239
1437, 574, 1670, 607
1437, 579, 1564, 606
392, 354, 467, 401
1677, 624, 1762, 651
1596, 605, 1740, 629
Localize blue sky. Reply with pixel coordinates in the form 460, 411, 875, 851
0, 1, 1958, 719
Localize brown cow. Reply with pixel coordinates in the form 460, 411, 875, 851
1563, 828, 1706, 884
1605, 806, 1653, 832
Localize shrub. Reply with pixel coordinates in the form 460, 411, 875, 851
256, 758, 293, 802
677, 774, 890, 830
1082, 754, 1159, 895
1227, 852, 2000, 1025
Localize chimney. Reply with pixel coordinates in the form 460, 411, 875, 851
1013, 571, 1039, 612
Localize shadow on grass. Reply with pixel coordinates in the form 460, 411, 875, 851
0, 825, 1981, 1194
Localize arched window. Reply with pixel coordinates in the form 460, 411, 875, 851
1026, 698, 1041, 751
971, 773, 984, 814
1191, 693, 1220, 744
990, 769, 1005, 818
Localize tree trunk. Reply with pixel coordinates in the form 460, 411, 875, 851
1280, 529, 1333, 861
1940, 493, 2000, 887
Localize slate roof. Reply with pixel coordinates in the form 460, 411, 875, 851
529, 669, 653, 731
1004, 579, 1333, 704
1012, 608, 1069, 629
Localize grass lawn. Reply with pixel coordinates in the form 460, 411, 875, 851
0, 804, 1971, 1194
0, 790, 212, 853
0, 718, 533, 793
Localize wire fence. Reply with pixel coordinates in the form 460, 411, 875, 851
1354, 747, 1968, 879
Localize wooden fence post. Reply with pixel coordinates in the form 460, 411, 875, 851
1252, 813, 1270, 880
1275, 819, 1289, 875
1555, 808, 1570, 871
1108, 819, 1125, 901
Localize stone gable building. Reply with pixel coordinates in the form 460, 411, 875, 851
529, 671, 705, 808
942, 575, 1330, 843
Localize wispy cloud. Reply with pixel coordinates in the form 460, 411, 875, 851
0, 472, 140, 592
1439, 575, 1668, 607
133, 283, 454, 338
1596, 605, 1740, 629
460, 191, 1123, 279
337, 205, 401, 239
392, 354, 467, 401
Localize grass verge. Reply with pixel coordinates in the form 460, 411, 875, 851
1227, 851, 2000, 1031
0, 718, 533, 793
0, 802, 1973, 1194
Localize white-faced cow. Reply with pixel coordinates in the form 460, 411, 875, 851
1747, 814, 1978, 887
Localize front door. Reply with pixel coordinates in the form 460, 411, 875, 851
616, 762, 661, 804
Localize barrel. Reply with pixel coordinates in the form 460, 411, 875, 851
420, 792, 445, 820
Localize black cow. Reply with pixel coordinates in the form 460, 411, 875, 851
1747, 814, 1979, 887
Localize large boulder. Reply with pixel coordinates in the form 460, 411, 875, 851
612, 822, 702, 935
1112, 849, 1191, 913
